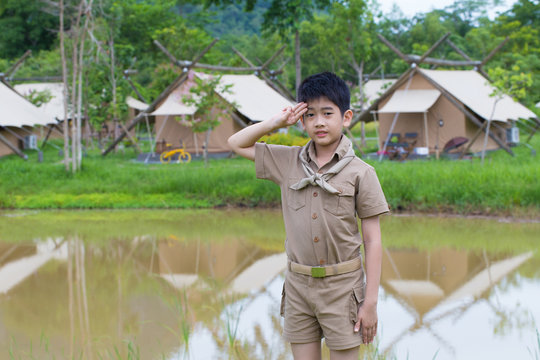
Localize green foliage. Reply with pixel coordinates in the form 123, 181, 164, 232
259, 132, 309, 146
0, 0, 58, 58
22, 88, 53, 107
183, 73, 235, 133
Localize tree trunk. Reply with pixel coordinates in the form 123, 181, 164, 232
295, 29, 301, 95
204, 129, 211, 167
60, 0, 70, 171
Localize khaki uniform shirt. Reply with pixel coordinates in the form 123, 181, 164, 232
255, 135, 389, 267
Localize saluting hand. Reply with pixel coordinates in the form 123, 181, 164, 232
270, 102, 308, 129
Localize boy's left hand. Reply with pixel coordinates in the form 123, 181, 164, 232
354, 302, 378, 344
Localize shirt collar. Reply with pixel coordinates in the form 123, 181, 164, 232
304, 135, 352, 163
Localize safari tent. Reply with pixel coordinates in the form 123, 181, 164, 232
361, 69, 537, 154
148, 71, 293, 154
14, 82, 96, 143
0, 81, 50, 158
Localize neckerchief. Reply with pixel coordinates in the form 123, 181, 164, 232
289, 140, 355, 194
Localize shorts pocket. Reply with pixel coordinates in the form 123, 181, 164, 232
349, 284, 366, 324
280, 283, 286, 317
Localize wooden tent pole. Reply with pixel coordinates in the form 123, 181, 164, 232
416, 70, 513, 156
377, 34, 409, 62
345, 128, 365, 157
5, 50, 32, 79
423, 111, 430, 151
480, 37, 509, 67
41, 124, 55, 148
459, 121, 487, 159
118, 122, 141, 153
417, 33, 451, 64
0, 130, 27, 160
526, 121, 539, 143
231, 47, 293, 101
102, 39, 219, 156
350, 67, 416, 128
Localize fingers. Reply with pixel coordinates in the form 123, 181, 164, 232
361, 321, 377, 344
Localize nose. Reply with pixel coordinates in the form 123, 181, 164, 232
314, 114, 325, 126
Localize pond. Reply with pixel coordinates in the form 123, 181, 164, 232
0, 210, 538, 360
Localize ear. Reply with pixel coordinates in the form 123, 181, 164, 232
343, 109, 353, 128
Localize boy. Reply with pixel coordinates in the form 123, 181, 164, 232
228, 72, 388, 360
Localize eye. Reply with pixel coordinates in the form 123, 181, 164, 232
324, 112, 333, 116
305, 113, 315, 118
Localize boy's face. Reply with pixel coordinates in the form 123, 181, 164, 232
301, 96, 352, 152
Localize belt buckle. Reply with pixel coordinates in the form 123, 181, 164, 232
311, 266, 326, 278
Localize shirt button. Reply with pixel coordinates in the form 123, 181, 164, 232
312, 213, 317, 219
319, 259, 325, 265
313, 191, 318, 197
314, 237, 319, 243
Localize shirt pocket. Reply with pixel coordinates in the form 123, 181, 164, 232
286, 178, 307, 211
322, 182, 355, 216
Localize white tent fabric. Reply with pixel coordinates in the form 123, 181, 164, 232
1, 81, 51, 127
151, 85, 197, 116
420, 69, 537, 122
13, 82, 65, 124
378, 89, 441, 113
126, 96, 149, 111
217, 74, 293, 122
362, 79, 396, 110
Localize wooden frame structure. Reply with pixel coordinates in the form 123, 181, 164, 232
103, 39, 291, 156
351, 33, 539, 159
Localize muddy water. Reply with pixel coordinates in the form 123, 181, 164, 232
0, 210, 538, 360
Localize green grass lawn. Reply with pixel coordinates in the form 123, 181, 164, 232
0, 135, 539, 217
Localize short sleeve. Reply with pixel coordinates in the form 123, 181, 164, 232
356, 167, 389, 218
255, 142, 297, 185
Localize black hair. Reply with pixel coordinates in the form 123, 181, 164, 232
297, 72, 350, 115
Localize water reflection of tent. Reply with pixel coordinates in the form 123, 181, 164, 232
156, 239, 286, 294
0, 241, 67, 294
381, 248, 533, 353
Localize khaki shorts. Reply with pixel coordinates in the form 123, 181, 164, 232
280, 267, 366, 350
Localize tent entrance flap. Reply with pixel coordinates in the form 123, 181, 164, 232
379, 89, 441, 113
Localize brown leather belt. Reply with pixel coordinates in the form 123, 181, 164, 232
288, 257, 362, 278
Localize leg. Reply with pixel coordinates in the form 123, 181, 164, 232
291, 341, 321, 360
329, 346, 359, 360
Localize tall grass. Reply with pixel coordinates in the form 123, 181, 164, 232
0, 137, 538, 216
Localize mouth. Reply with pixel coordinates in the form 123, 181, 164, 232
315, 131, 327, 138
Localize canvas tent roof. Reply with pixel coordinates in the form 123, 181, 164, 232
1, 81, 51, 127
419, 69, 537, 122
379, 89, 441, 113
217, 74, 293, 122
362, 79, 396, 110
150, 85, 198, 116
14, 82, 65, 123
150, 73, 292, 121
126, 96, 148, 111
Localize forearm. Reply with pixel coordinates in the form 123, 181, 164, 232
227, 118, 281, 160
361, 216, 382, 307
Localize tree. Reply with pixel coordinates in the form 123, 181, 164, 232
0, 0, 58, 58
182, 73, 234, 165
